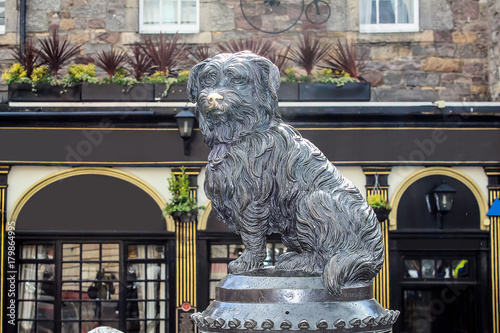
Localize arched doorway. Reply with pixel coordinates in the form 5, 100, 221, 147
7, 168, 175, 333
389, 167, 489, 333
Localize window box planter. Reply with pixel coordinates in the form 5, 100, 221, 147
8, 83, 82, 102
298, 82, 371, 101
81, 83, 155, 102
278, 82, 300, 101
154, 83, 188, 101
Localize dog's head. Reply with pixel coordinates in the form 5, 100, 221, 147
187, 51, 281, 146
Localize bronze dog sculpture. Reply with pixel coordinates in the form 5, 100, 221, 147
187, 52, 384, 296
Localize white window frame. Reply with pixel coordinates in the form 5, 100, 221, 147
360, 0, 419, 33
0, 0, 5, 34
139, 0, 200, 34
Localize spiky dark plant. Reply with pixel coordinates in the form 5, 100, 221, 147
10, 39, 39, 77
324, 39, 367, 81
289, 33, 331, 77
141, 33, 186, 75
217, 37, 275, 59
188, 43, 212, 64
38, 30, 81, 77
94, 48, 128, 78
268, 45, 291, 75
127, 42, 153, 80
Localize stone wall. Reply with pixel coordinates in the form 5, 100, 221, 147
0, 0, 497, 101
488, 0, 500, 100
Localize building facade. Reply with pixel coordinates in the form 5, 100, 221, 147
1, 1, 500, 333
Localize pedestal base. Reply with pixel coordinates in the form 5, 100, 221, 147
192, 269, 399, 332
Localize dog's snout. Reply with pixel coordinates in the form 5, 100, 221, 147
207, 92, 224, 105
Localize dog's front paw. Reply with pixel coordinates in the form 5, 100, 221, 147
228, 250, 264, 273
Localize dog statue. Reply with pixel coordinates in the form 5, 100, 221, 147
187, 51, 384, 296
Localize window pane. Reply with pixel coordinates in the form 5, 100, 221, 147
210, 263, 227, 280
421, 259, 435, 278
147, 263, 162, 279
229, 244, 244, 258
148, 245, 165, 259
359, 0, 374, 24
38, 281, 55, 298
128, 245, 146, 259
20, 263, 37, 281
38, 264, 55, 281
209, 281, 217, 300
144, 0, 160, 25
436, 259, 451, 278
211, 245, 227, 258
19, 282, 36, 299
82, 244, 100, 261
101, 302, 119, 319
81, 263, 100, 280
181, 0, 197, 24
102, 244, 119, 261
63, 244, 80, 261
62, 282, 80, 300
61, 321, 80, 333
404, 259, 420, 278
162, 0, 178, 24
397, 0, 414, 23
452, 259, 469, 278
38, 245, 54, 259
128, 263, 145, 280
22, 245, 37, 259
19, 301, 36, 319
379, 0, 395, 24
61, 302, 80, 320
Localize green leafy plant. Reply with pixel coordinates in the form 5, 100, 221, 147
62, 63, 98, 85
313, 68, 356, 86
367, 193, 391, 210
30, 65, 52, 84
164, 167, 205, 218
177, 70, 190, 83
2, 63, 29, 84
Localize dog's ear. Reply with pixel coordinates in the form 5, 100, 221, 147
187, 60, 208, 103
252, 57, 281, 100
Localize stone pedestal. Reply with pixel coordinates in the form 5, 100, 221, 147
192, 268, 399, 332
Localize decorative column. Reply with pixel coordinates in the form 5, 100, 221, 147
0, 166, 10, 332
363, 166, 391, 309
486, 167, 500, 333
173, 167, 200, 333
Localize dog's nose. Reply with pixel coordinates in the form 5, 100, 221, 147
207, 92, 223, 105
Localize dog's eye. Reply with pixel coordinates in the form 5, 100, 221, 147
231, 77, 246, 85
201, 77, 215, 87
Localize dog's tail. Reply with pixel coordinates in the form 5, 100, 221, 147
322, 210, 384, 296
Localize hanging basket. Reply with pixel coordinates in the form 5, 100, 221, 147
373, 207, 391, 222
171, 210, 198, 223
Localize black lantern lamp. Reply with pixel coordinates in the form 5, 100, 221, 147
427, 181, 457, 229
174, 108, 196, 155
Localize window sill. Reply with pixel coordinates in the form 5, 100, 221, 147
360, 24, 419, 33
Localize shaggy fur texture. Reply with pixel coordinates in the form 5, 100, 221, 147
187, 51, 384, 295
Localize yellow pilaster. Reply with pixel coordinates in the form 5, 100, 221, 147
485, 167, 500, 333
363, 167, 391, 309
0, 166, 10, 332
